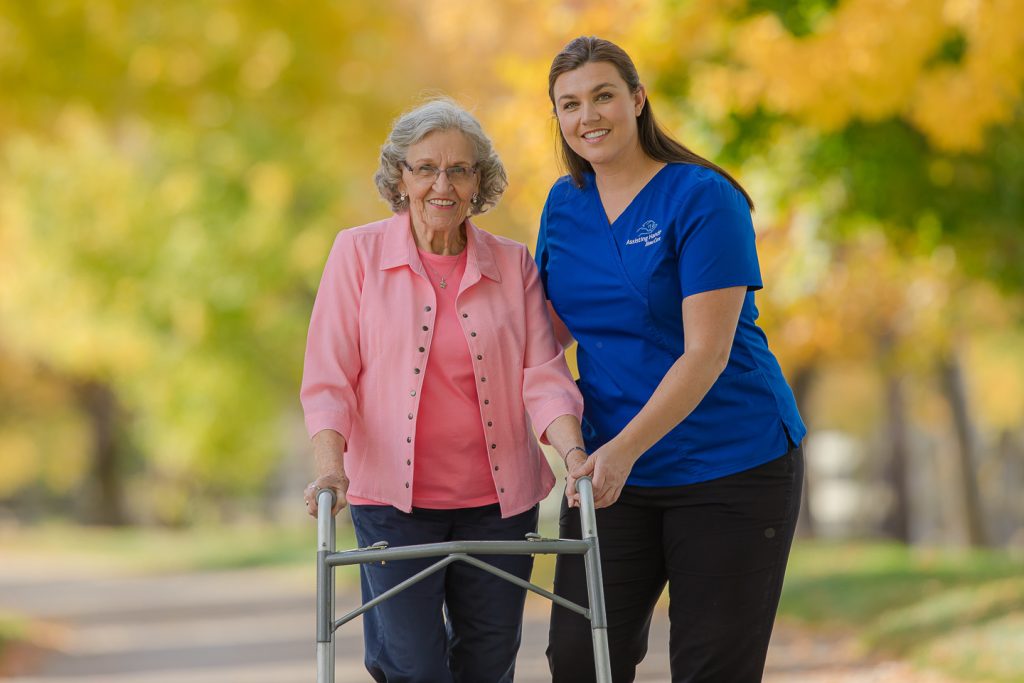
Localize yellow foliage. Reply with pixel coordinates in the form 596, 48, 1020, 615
910, 0, 1024, 151
240, 30, 293, 92
965, 331, 1024, 430
40, 421, 91, 495
129, 44, 164, 85
0, 431, 38, 496
0, 110, 179, 388
158, 170, 201, 213
246, 162, 294, 212
722, 1, 946, 130
1, 0, 1021, 509
695, 0, 1024, 151
204, 8, 241, 47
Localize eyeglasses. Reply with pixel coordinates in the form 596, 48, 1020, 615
400, 160, 478, 185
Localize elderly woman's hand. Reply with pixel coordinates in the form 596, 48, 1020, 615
303, 473, 350, 519
564, 450, 589, 508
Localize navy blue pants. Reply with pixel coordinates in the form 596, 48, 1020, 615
548, 445, 803, 683
349, 503, 538, 683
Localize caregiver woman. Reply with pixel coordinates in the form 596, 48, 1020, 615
301, 98, 584, 683
539, 37, 807, 682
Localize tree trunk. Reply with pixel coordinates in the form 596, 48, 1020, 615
994, 428, 1023, 545
790, 364, 817, 538
938, 352, 988, 547
880, 373, 911, 543
75, 379, 128, 525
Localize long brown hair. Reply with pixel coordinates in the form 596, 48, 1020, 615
548, 36, 754, 210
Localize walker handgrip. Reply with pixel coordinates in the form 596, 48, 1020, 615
317, 489, 336, 551
575, 475, 596, 519
317, 488, 337, 511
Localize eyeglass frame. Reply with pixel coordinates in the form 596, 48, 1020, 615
399, 159, 480, 184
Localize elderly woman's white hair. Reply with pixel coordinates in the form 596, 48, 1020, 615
374, 98, 508, 215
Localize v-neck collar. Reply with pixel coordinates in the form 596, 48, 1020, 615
580, 168, 672, 307
587, 163, 671, 229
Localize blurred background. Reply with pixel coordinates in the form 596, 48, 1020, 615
1, 1, 1023, 681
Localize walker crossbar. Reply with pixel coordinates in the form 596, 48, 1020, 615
327, 538, 590, 565
315, 476, 612, 683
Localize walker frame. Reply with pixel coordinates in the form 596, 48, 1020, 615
315, 475, 612, 682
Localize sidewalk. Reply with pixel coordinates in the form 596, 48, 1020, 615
0, 558, 957, 682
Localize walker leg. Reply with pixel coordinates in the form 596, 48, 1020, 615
317, 490, 337, 683
577, 477, 612, 683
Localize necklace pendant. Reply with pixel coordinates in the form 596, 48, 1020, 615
439, 278, 448, 289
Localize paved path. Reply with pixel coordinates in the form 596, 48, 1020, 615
0, 557, 958, 682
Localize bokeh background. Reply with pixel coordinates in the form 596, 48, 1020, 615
1, 1, 1023, 680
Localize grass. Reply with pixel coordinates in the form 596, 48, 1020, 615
779, 540, 1024, 682
0, 520, 357, 574
0, 614, 27, 664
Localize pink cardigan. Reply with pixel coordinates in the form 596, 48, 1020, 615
300, 213, 583, 517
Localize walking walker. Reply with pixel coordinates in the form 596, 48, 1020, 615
315, 475, 612, 682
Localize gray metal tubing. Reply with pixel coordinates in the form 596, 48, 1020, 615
327, 538, 588, 566
576, 477, 612, 683
316, 489, 337, 641
576, 478, 606, 629
456, 554, 589, 619
334, 554, 460, 629
316, 642, 332, 683
316, 489, 337, 683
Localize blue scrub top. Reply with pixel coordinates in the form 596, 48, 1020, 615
536, 163, 806, 487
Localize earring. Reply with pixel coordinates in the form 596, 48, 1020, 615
471, 192, 479, 204
399, 192, 407, 203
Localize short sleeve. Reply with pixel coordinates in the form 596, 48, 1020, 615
675, 176, 762, 298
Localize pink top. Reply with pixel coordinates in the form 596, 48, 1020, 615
300, 213, 583, 517
349, 249, 499, 509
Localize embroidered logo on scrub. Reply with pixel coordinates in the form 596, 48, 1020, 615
625, 220, 662, 247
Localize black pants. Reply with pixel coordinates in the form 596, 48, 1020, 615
548, 445, 803, 683
350, 503, 538, 683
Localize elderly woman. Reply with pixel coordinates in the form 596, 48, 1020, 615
300, 98, 586, 683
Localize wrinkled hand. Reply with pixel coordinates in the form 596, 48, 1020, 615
567, 444, 633, 509
303, 473, 349, 519
563, 450, 589, 508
